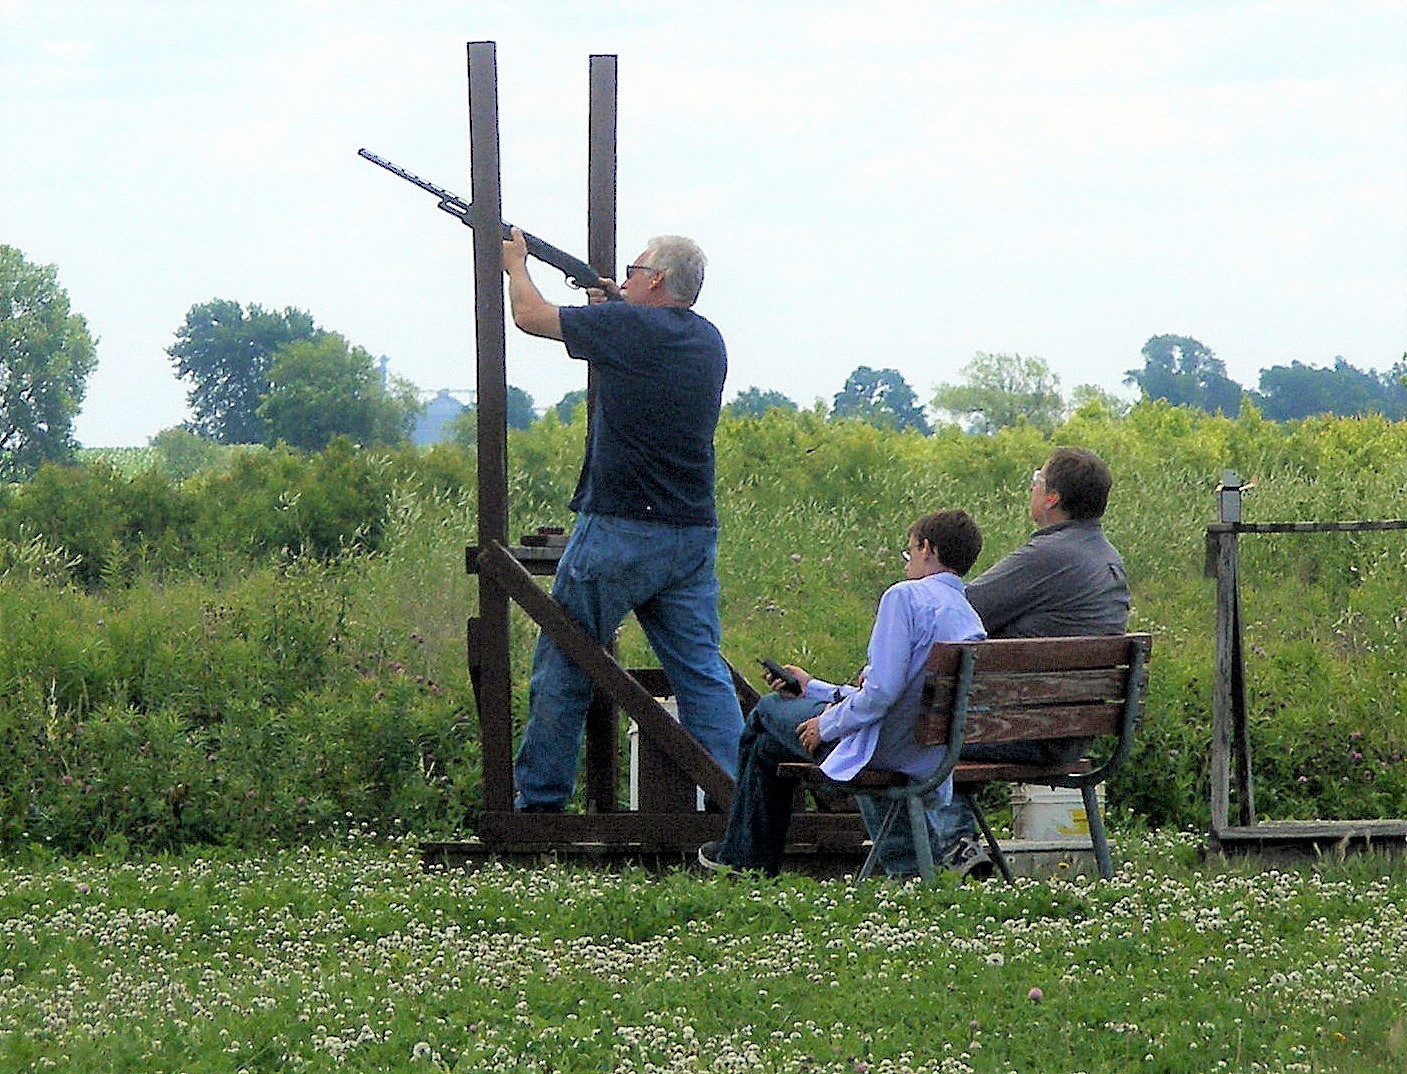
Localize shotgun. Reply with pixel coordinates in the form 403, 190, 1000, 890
358, 148, 621, 298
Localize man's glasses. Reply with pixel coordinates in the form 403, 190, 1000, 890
625, 263, 657, 278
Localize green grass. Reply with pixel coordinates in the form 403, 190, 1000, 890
0, 831, 1404, 1073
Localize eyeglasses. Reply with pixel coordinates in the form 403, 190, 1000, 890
625, 263, 658, 278
901, 549, 911, 563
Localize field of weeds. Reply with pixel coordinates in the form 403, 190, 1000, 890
1, 830, 1404, 1073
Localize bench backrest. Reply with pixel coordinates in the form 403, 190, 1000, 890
915, 634, 1152, 750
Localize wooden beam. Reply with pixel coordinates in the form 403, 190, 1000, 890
474, 809, 866, 849
477, 540, 736, 808
466, 41, 514, 813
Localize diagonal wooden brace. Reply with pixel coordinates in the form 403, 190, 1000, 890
476, 539, 735, 809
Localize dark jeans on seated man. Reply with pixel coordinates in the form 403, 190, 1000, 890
716, 694, 943, 878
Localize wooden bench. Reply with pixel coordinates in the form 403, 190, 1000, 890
779, 633, 1152, 882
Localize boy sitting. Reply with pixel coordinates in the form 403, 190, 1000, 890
699, 509, 986, 878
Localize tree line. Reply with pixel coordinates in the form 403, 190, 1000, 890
3, 243, 1404, 481
732, 339, 1407, 434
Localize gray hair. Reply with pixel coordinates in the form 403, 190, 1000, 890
643, 235, 707, 306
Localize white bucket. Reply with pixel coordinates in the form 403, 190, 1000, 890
627, 700, 705, 811
1010, 783, 1104, 840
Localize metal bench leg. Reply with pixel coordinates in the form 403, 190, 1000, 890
968, 794, 1014, 883
907, 795, 936, 881
857, 799, 902, 881
1083, 785, 1114, 879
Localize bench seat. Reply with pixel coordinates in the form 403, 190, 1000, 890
777, 634, 1151, 882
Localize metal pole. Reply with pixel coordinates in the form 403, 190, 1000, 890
467, 41, 514, 814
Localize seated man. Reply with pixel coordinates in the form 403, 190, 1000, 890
936, 445, 1131, 877
698, 509, 986, 878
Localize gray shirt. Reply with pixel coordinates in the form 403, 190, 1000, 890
965, 518, 1130, 639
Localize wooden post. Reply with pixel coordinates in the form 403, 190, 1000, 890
1230, 559, 1255, 828
1211, 528, 1253, 832
1210, 471, 1254, 834
582, 54, 621, 813
587, 54, 618, 282
466, 41, 514, 813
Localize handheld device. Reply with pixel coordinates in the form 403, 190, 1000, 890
757, 658, 802, 695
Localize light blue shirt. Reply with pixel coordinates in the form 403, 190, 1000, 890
809, 571, 985, 785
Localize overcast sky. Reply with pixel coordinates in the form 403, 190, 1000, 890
3, 0, 1404, 447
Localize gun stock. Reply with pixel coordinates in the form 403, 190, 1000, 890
358, 148, 620, 298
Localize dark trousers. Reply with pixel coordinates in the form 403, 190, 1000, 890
715, 694, 827, 875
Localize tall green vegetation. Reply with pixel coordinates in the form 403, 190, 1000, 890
3, 403, 1407, 853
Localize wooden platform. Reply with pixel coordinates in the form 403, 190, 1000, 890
1210, 819, 1407, 863
421, 832, 1100, 880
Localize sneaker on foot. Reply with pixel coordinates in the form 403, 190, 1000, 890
697, 841, 734, 873
941, 835, 994, 881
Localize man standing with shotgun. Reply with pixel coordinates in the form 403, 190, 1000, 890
501, 227, 743, 812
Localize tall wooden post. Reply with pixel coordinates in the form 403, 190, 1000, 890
581, 55, 621, 813
1209, 471, 1254, 834
466, 41, 514, 813
587, 55, 618, 281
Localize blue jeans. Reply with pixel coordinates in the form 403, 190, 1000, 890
514, 513, 745, 810
716, 694, 945, 878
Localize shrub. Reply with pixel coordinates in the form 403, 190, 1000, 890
4, 404, 1407, 850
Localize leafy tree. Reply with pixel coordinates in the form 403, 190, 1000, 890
507, 385, 537, 431
724, 386, 799, 419
148, 426, 227, 481
1124, 334, 1243, 415
551, 389, 588, 423
832, 366, 930, 434
1068, 384, 1132, 418
448, 406, 477, 449
256, 334, 419, 452
1253, 357, 1407, 421
168, 300, 322, 444
931, 352, 1064, 434
445, 382, 537, 443
0, 246, 98, 479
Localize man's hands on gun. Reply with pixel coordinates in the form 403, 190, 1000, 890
502, 227, 530, 275
584, 279, 621, 304
503, 227, 620, 304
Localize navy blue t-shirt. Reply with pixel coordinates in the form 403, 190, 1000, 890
559, 302, 726, 526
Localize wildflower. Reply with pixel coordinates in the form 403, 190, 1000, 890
1028, 987, 1044, 1002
